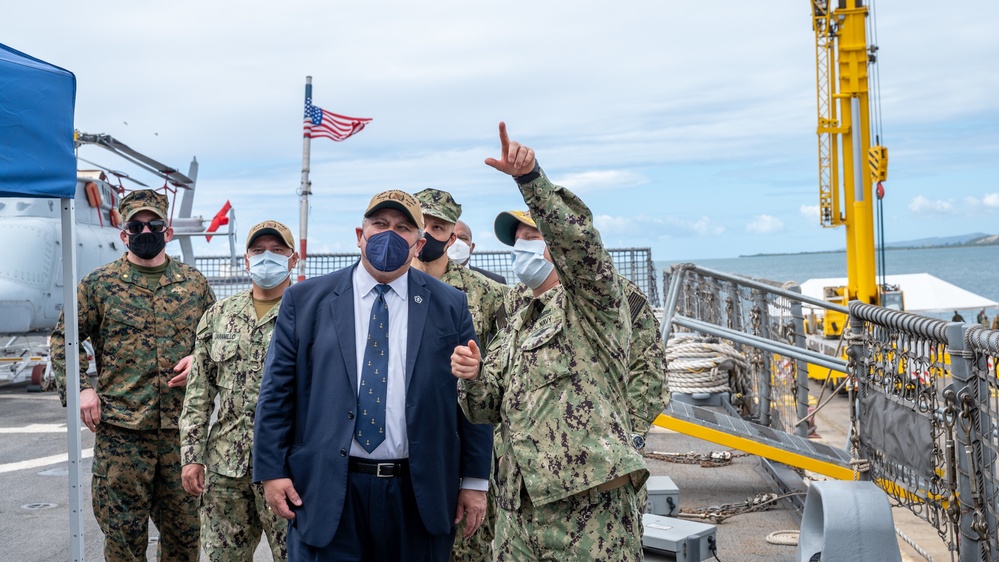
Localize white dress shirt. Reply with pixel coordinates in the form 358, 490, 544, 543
348, 264, 488, 492
351, 265, 410, 460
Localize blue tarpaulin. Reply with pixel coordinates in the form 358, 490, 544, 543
0, 42, 76, 198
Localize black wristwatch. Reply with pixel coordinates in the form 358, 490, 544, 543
631, 433, 645, 451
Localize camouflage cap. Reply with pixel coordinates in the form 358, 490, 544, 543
494, 210, 537, 246
414, 188, 462, 224
246, 220, 295, 250
364, 190, 424, 230
119, 189, 168, 222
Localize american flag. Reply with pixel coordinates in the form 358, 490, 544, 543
303, 98, 372, 142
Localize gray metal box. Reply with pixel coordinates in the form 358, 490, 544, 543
642, 514, 717, 562
644, 475, 679, 516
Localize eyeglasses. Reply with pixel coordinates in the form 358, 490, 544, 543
123, 220, 168, 234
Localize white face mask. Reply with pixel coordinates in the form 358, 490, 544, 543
447, 238, 471, 265
511, 238, 554, 289
248, 250, 291, 290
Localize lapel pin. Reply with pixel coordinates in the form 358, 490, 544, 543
414, 295, 423, 304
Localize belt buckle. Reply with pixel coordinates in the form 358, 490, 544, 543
376, 463, 394, 478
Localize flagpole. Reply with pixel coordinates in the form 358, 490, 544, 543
298, 76, 312, 282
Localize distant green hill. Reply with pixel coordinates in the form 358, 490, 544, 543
742, 233, 997, 257
882, 232, 992, 249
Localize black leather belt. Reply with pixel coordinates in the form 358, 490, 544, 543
348, 457, 408, 478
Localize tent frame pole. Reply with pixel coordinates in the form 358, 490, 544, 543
61, 197, 85, 561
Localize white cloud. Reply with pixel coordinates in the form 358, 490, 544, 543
745, 214, 785, 234
595, 214, 724, 238
908, 195, 955, 214
549, 170, 649, 193
799, 205, 820, 222
2, 0, 997, 261
956, 193, 999, 212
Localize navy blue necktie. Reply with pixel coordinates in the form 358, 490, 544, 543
356, 284, 389, 453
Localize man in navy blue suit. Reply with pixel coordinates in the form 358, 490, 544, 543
254, 189, 493, 561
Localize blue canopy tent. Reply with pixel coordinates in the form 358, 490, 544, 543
0, 44, 77, 198
0, 43, 86, 560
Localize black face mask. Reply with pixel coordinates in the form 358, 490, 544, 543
128, 231, 166, 260
417, 232, 450, 262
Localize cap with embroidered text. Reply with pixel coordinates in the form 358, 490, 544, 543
246, 220, 295, 250
364, 190, 424, 230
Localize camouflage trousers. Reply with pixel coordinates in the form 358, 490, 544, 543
493, 482, 643, 562
200, 471, 288, 562
92, 424, 199, 562
450, 487, 496, 562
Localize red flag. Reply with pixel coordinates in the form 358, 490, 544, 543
304, 98, 372, 142
206, 200, 232, 242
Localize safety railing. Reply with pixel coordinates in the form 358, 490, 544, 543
196, 247, 660, 305
662, 263, 848, 437
662, 264, 998, 560
849, 301, 997, 562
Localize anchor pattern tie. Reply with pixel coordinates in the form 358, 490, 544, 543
356, 284, 390, 453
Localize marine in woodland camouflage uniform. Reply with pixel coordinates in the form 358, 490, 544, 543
453, 124, 648, 561
52, 189, 215, 562
412, 188, 506, 562
180, 221, 299, 561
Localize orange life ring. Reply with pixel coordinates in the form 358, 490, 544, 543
85, 182, 102, 208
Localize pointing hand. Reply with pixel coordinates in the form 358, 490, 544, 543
485, 122, 536, 177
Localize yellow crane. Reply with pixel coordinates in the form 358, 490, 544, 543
811, 0, 892, 338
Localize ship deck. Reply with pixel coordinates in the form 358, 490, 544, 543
0, 381, 950, 561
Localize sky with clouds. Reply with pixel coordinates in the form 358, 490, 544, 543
3, 0, 997, 261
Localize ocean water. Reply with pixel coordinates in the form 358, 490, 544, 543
655, 245, 999, 321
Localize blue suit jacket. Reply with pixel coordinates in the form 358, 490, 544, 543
253, 264, 493, 547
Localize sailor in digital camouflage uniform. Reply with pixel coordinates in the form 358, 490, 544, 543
505, 268, 670, 515
179, 220, 299, 561
452, 123, 650, 561
500, 216, 669, 457
52, 189, 216, 562
410, 188, 507, 562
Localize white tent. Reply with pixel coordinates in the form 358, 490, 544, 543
800, 273, 997, 314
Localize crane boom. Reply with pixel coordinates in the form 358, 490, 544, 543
812, 1, 841, 229
810, 0, 886, 324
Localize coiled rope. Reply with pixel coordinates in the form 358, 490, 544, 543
665, 333, 748, 394
764, 526, 937, 559
765, 530, 799, 546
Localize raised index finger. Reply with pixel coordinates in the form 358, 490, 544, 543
497, 121, 509, 156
